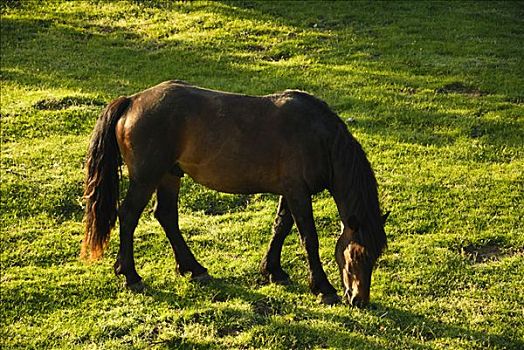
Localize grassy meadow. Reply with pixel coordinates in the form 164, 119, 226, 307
1, 1, 523, 349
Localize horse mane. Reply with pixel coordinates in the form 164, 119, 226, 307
276, 89, 387, 260
331, 125, 387, 262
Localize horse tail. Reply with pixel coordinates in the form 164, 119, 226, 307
81, 96, 131, 260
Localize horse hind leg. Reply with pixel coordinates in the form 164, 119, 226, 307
114, 180, 156, 291
154, 174, 209, 280
260, 196, 294, 284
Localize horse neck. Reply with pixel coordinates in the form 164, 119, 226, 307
332, 191, 359, 229
330, 130, 376, 225
329, 129, 386, 258
331, 175, 366, 231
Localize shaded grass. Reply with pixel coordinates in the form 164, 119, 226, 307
1, 1, 523, 349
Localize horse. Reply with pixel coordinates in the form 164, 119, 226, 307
82, 80, 388, 307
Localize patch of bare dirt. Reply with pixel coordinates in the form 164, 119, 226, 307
435, 82, 486, 97
461, 243, 522, 263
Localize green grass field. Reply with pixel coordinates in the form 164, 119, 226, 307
1, 1, 523, 349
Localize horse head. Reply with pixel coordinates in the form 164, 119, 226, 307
335, 212, 389, 307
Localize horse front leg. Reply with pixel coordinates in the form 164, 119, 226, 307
260, 196, 294, 284
114, 181, 155, 291
286, 190, 340, 305
154, 175, 209, 280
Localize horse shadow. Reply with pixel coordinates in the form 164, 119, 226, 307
142, 275, 381, 349
141, 273, 521, 349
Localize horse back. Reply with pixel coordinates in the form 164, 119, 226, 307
117, 81, 342, 195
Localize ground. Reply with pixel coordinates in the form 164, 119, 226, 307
1, 1, 523, 349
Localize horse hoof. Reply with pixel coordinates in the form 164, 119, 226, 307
126, 280, 145, 293
320, 293, 341, 305
191, 272, 212, 282
270, 276, 291, 286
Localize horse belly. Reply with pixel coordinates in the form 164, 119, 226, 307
178, 159, 281, 195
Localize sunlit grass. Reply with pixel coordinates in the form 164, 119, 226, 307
1, 1, 523, 349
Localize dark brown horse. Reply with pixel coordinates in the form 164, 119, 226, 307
82, 80, 387, 306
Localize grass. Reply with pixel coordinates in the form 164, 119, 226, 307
1, 1, 523, 349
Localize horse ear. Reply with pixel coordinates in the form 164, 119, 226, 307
382, 211, 390, 224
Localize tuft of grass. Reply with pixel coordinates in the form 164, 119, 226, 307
1, 1, 523, 349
